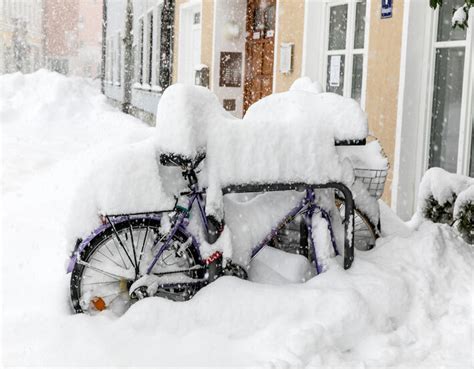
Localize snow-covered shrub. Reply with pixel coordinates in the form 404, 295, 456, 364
423, 194, 456, 225
418, 168, 474, 244
454, 185, 474, 244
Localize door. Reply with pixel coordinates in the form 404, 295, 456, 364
243, 0, 276, 113
178, 3, 201, 85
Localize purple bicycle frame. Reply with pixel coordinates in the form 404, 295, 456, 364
68, 183, 353, 276
145, 187, 339, 276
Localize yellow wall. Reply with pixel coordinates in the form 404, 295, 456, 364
201, 0, 214, 86
365, 0, 404, 204
172, 0, 214, 84
273, 0, 305, 93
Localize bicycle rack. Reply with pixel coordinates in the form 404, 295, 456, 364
222, 182, 355, 270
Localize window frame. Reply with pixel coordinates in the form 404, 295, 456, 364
134, 2, 164, 91
423, 4, 473, 176
322, 0, 370, 109
116, 32, 122, 86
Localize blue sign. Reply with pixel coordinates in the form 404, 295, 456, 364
381, 0, 393, 19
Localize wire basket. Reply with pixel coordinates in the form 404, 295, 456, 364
354, 168, 388, 200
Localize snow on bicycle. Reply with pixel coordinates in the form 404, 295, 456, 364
67, 78, 388, 315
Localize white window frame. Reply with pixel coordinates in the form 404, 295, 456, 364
322, 0, 370, 109
135, 16, 145, 85
421, 5, 473, 177
153, 3, 164, 89
116, 32, 122, 86
133, 2, 164, 90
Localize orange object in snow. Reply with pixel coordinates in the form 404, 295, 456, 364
91, 297, 106, 311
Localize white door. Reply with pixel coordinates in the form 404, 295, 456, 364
178, 3, 201, 85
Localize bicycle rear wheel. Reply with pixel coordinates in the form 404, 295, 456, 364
70, 217, 201, 315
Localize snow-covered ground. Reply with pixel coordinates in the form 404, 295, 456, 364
1, 71, 473, 367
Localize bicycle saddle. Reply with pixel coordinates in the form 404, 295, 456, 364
160, 151, 206, 169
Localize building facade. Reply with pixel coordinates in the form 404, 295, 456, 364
0, 0, 44, 74
102, 0, 474, 219
43, 0, 102, 77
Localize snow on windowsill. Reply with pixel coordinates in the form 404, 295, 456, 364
133, 83, 163, 93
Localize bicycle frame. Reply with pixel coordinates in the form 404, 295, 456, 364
144, 183, 353, 276
67, 179, 355, 277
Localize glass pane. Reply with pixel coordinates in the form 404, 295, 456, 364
148, 13, 153, 85
470, 121, 474, 177
351, 54, 363, 102
429, 47, 465, 172
264, 5, 276, 33
326, 54, 345, 95
328, 4, 348, 50
437, 0, 466, 42
156, 5, 163, 86
354, 0, 366, 49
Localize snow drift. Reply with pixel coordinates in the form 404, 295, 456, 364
2, 71, 471, 367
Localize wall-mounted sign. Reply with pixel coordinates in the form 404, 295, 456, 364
279, 43, 294, 74
223, 99, 236, 111
219, 52, 242, 88
381, 0, 392, 19
329, 55, 341, 87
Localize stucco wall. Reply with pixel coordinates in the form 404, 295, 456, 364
365, 0, 404, 204
273, 0, 305, 93
201, 0, 214, 86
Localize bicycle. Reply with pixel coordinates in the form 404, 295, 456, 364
68, 145, 385, 315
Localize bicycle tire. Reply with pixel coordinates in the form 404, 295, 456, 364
336, 200, 379, 251
70, 217, 201, 314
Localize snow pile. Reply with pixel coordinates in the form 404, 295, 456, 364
454, 184, 474, 218
452, 4, 469, 27
337, 140, 388, 170
414, 167, 473, 243
244, 88, 367, 142
67, 140, 176, 241
0, 70, 152, 194
154, 83, 234, 157
417, 167, 474, 208
155, 82, 368, 218
2, 72, 473, 367
289, 76, 323, 94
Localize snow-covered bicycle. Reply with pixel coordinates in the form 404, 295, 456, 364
67, 81, 387, 315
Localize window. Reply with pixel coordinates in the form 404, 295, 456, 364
428, 0, 471, 175
147, 11, 154, 85
136, 18, 144, 83
156, 4, 164, 85
116, 33, 121, 85
135, 5, 164, 88
324, 0, 367, 105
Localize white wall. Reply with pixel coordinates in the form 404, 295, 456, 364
211, 0, 247, 117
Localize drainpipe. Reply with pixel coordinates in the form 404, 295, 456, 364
122, 0, 134, 113
159, 0, 175, 89
100, 0, 107, 94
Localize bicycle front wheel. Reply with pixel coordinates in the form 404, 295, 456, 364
337, 201, 378, 251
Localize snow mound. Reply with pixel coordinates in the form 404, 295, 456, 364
454, 184, 474, 218
0, 70, 152, 194
2, 72, 472, 368
244, 89, 367, 141
289, 76, 323, 94
154, 83, 234, 157
155, 82, 367, 218
417, 167, 474, 208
